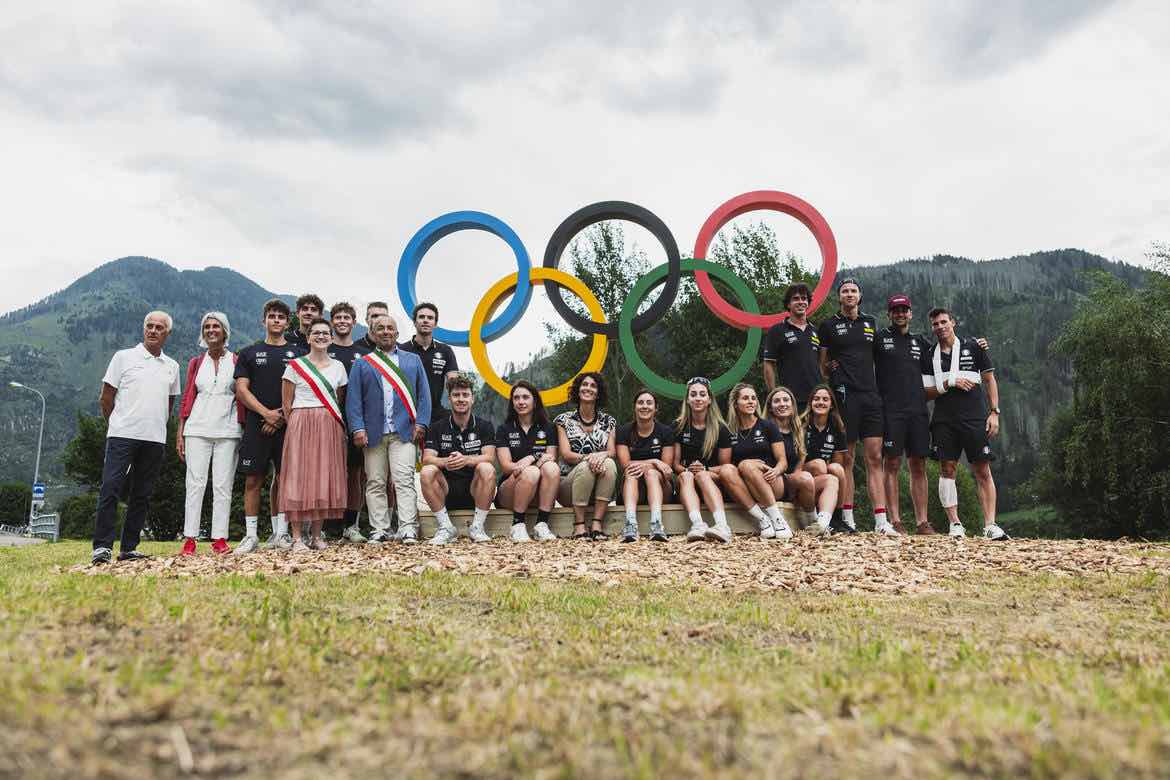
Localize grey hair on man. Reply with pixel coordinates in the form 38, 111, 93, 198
143, 310, 174, 332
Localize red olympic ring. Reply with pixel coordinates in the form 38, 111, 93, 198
692, 191, 838, 330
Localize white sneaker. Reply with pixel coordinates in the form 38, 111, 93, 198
758, 517, 775, 540
274, 533, 293, 550
367, 530, 390, 545
876, 521, 900, 537
686, 518, 710, 542
949, 522, 966, 538
291, 540, 310, 554
262, 533, 280, 550
705, 522, 731, 543
342, 525, 366, 543
510, 524, 531, 542
468, 522, 491, 543
396, 526, 419, 545
429, 526, 458, 546
532, 521, 557, 541
232, 535, 259, 555
773, 517, 793, 540
983, 524, 1010, 541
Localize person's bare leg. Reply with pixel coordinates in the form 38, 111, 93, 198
512, 467, 539, 513
940, 461, 961, 526
863, 436, 886, 515
840, 446, 856, 507
645, 469, 663, 509
737, 461, 777, 505
537, 462, 560, 512
884, 455, 904, 531
814, 474, 839, 514
419, 465, 446, 512
715, 465, 756, 508
908, 457, 931, 531
471, 464, 496, 510
677, 472, 700, 514
971, 461, 997, 528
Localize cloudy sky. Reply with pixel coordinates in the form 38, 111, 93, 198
1, 1, 1167, 366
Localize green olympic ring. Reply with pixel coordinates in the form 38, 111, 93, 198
619, 258, 762, 400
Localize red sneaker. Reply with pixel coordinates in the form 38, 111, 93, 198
180, 537, 197, 556
210, 538, 231, 555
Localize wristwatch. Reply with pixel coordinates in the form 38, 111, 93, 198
990, 407, 1000, 414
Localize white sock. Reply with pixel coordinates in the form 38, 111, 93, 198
874, 508, 888, 528
746, 504, 766, 522
939, 477, 958, 509
765, 504, 782, 522
713, 509, 728, 528
842, 508, 855, 528
625, 507, 637, 524
473, 507, 489, 526
434, 507, 454, 530
816, 510, 833, 528
688, 510, 703, 526
245, 516, 258, 537
650, 508, 662, 526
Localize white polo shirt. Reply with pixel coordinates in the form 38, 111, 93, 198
103, 343, 181, 444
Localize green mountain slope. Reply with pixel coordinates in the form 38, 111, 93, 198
0, 257, 294, 488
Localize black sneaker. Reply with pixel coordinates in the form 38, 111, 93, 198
830, 514, 857, 534
91, 547, 112, 565
117, 550, 152, 562
621, 534, 636, 543
650, 532, 668, 542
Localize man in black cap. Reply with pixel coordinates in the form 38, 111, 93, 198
875, 294, 936, 535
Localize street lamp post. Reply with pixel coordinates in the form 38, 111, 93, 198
9, 381, 46, 522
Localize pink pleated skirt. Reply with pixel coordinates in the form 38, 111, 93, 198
279, 407, 347, 522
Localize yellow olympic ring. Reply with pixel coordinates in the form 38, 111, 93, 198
469, 267, 608, 407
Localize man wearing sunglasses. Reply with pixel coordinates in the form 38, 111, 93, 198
763, 283, 821, 411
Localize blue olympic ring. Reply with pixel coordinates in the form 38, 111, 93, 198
397, 211, 532, 346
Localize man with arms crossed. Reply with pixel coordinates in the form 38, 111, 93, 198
327, 301, 372, 543
91, 311, 181, 564
346, 314, 432, 544
419, 374, 497, 544
763, 282, 821, 411
817, 278, 892, 534
399, 301, 459, 420
923, 308, 1008, 540
233, 299, 306, 553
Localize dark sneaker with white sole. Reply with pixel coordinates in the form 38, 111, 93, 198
117, 550, 152, 562
91, 547, 112, 565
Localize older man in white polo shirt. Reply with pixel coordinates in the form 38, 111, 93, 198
91, 311, 181, 564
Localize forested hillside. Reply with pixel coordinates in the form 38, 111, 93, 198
0, 257, 293, 489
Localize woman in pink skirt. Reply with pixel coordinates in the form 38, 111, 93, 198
280, 318, 349, 553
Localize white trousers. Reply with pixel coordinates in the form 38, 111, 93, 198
364, 434, 418, 534
183, 436, 239, 539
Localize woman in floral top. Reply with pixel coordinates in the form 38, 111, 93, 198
554, 372, 617, 540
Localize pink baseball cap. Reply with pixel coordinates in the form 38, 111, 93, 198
887, 294, 912, 310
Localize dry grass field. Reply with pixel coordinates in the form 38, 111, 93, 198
2, 536, 1169, 779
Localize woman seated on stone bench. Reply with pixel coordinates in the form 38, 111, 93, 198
727, 382, 794, 540
672, 377, 747, 544
763, 386, 825, 532
615, 388, 674, 543
495, 380, 559, 543
554, 372, 618, 541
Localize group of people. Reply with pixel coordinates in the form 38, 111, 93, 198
89, 278, 1007, 564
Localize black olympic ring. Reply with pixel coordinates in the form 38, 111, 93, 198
541, 201, 682, 338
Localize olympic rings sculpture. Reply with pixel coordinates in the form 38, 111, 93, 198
397, 190, 838, 405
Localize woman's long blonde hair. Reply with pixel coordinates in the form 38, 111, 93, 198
726, 382, 761, 431
764, 386, 806, 462
675, 380, 727, 461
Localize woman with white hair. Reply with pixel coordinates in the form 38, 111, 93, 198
177, 311, 243, 555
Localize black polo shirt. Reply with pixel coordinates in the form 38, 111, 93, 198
817, 312, 878, 393
424, 414, 495, 479
805, 419, 847, 464
616, 420, 675, 461
874, 326, 930, 415
729, 418, 783, 466
494, 419, 554, 463
399, 336, 459, 413
778, 429, 799, 473
676, 423, 732, 468
927, 337, 995, 424
763, 318, 821, 406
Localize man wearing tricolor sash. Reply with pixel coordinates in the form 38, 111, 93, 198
923, 307, 1008, 541
346, 314, 432, 544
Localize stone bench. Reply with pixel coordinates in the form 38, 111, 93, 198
417, 503, 802, 538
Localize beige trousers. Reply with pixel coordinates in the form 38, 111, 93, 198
557, 458, 618, 507
364, 434, 418, 534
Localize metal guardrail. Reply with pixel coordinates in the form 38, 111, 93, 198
0, 523, 27, 536
29, 514, 60, 542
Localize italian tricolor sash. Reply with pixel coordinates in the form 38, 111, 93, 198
289, 357, 343, 426
363, 349, 417, 423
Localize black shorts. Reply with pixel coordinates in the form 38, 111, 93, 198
931, 420, 995, 463
237, 414, 287, 475
836, 389, 883, 443
882, 411, 931, 458
444, 475, 477, 510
